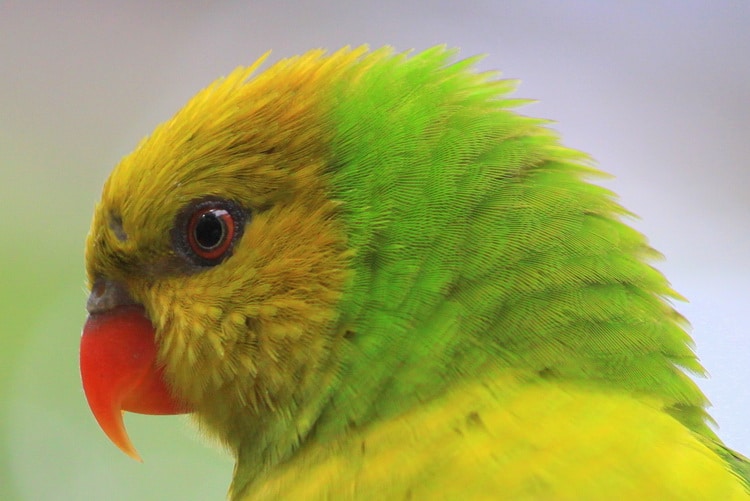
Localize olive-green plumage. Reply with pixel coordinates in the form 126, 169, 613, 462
86, 46, 749, 499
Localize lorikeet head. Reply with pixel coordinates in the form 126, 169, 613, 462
80, 47, 711, 484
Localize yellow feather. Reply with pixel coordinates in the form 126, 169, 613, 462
242, 372, 748, 500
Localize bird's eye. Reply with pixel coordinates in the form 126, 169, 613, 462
188, 207, 234, 260
174, 199, 246, 267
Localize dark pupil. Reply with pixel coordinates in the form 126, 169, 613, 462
194, 212, 224, 249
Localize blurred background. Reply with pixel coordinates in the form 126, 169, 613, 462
1, 1, 748, 499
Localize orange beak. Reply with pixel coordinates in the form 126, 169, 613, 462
80, 304, 190, 461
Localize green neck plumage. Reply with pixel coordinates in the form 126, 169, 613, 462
314, 47, 713, 441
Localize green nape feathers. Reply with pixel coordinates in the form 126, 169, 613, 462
83, 46, 750, 499
324, 46, 708, 432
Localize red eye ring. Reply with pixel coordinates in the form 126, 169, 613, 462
173, 198, 246, 267
186, 207, 236, 261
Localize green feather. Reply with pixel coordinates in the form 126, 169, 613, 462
315, 47, 714, 441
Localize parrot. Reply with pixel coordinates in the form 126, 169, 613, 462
79, 46, 750, 499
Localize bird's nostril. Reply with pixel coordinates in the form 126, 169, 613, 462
87, 278, 137, 315
91, 278, 106, 298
